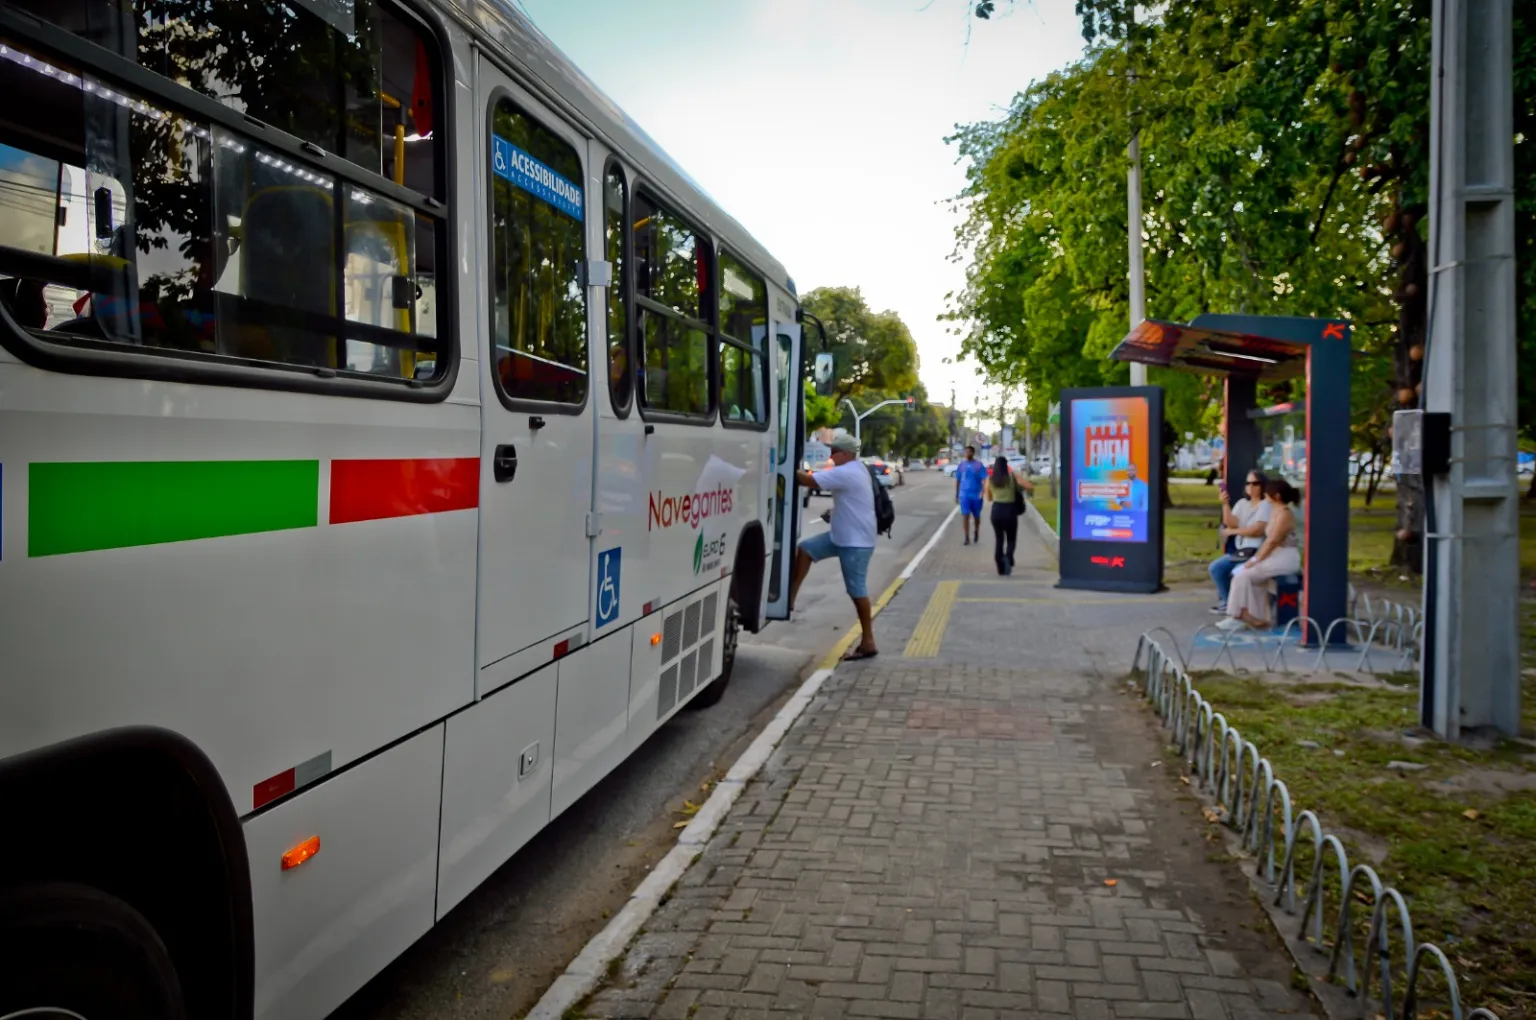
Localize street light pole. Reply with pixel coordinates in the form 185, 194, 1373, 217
842, 397, 914, 451
1127, 6, 1148, 387
841, 398, 860, 446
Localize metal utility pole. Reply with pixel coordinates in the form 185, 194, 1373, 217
1126, 7, 1147, 387
1421, 0, 1518, 737
1049, 400, 1060, 498
948, 386, 958, 456
999, 386, 1008, 451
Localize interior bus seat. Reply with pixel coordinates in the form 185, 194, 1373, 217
226, 183, 336, 369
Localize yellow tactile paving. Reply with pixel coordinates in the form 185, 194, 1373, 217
902, 580, 960, 658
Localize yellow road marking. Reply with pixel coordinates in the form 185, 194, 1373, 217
902, 581, 960, 659
817, 573, 908, 670
954, 595, 1209, 605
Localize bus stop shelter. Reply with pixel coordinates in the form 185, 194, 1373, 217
1108, 314, 1353, 644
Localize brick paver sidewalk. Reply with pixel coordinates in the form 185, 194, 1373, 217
581, 522, 1318, 1020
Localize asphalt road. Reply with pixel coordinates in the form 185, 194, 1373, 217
328, 470, 959, 1020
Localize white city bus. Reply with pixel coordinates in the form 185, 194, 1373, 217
0, 2, 814, 1016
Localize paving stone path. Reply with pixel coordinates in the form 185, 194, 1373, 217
581, 521, 1318, 1020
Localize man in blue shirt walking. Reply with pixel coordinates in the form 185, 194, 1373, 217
954, 445, 989, 546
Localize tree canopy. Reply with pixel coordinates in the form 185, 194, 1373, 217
799, 286, 942, 456
951, 0, 1534, 561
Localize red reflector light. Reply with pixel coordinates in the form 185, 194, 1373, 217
553, 639, 570, 659
282, 835, 321, 870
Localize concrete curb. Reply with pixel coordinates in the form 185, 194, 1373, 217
1023, 498, 1058, 558
522, 507, 958, 1020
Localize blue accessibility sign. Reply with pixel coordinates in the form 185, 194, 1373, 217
492, 135, 584, 221
596, 547, 621, 628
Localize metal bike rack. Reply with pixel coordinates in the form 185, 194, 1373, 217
1133, 632, 1501, 1020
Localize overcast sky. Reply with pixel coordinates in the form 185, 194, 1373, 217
515, 0, 1091, 423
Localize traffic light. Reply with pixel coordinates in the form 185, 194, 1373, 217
905, 396, 914, 406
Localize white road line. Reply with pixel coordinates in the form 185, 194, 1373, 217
900, 505, 959, 580
523, 502, 957, 1020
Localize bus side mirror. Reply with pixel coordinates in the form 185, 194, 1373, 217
813, 352, 834, 395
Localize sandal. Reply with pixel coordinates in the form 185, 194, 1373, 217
843, 648, 879, 662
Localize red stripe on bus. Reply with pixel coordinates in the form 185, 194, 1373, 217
254, 768, 296, 809
329, 458, 479, 524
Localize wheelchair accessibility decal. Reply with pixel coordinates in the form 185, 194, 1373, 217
492, 135, 584, 222
596, 547, 621, 628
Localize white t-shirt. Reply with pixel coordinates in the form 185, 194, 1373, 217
813, 460, 877, 548
1231, 497, 1273, 550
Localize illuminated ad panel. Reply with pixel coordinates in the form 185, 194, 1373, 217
1058, 386, 1165, 593
1069, 396, 1151, 543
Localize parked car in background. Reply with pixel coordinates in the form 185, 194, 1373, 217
863, 457, 896, 488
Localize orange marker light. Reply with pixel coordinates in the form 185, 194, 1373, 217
650, 633, 662, 646
282, 835, 321, 870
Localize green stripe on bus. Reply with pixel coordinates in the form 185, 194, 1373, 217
29, 460, 320, 557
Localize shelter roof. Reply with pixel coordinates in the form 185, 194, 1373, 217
1109, 318, 1316, 381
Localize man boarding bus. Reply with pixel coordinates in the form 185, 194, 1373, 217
789, 434, 879, 660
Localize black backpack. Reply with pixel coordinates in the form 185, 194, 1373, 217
867, 465, 896, 538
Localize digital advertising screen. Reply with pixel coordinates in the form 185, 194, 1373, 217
1058, 386, 1165, 593
1069, 396, 1151, 543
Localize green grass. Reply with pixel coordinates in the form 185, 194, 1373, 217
1186, 675, 1536, 1018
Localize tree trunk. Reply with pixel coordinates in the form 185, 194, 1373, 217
1390, 206, 1429, 571
1365, 444, 1388, 506
1526, 470, 1536, 500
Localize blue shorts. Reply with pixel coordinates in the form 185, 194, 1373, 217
959, 495, 984, 517
800, 531, 874, 599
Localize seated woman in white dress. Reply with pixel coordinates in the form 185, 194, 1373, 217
1218, 477, 1302, 631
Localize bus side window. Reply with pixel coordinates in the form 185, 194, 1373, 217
634, 193, 711, 419
604, 163, 631, 415
718, 252, 767, 427
0, 1, 448, 391
487, 101, 588, 407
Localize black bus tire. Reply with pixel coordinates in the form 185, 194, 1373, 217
0, 882, 187, 1020
690, 592, 739, 709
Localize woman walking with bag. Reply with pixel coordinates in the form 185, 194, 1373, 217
984, 455, 1034, 576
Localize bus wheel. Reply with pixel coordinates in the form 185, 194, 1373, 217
690, 592, 739, 708
0, 882, 186, 1020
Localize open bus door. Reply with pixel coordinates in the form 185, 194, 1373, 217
765, 310, 827, 621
